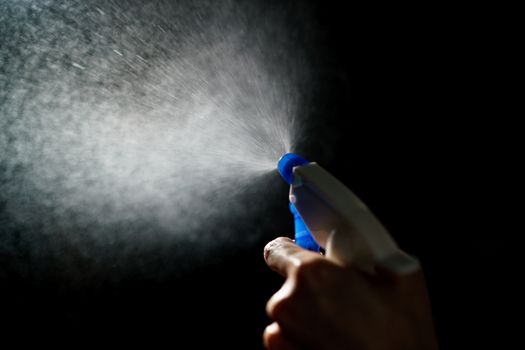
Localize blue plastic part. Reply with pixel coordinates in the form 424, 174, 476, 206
277, 153, 319, 252
289, 203, 321, 252
277, 153, 309, 185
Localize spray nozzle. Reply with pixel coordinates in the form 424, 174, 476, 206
277, 153, 320, 252
277, 153, 309, 184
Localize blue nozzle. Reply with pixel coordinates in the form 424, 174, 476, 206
277, 153, 309, 184
277, 153, 319, 252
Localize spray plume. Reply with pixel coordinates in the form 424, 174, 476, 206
0, 0, 314, 280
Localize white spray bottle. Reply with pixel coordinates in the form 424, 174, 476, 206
277, 153, 419, 275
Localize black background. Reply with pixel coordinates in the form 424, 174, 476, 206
1, 1, 513, 348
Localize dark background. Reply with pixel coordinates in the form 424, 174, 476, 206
1, 1, 512, 348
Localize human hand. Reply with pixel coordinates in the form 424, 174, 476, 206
263, 237, 439, 350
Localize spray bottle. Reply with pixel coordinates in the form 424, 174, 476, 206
277, 153, 419, 275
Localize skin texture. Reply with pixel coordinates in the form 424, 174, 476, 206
263, 237, 439, 350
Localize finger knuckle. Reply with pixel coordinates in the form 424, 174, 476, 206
268, 296, 293, 321
263, 326, 281, 350
294, 259, 327, 283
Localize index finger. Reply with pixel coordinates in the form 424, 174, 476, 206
264, 237, 322, 277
